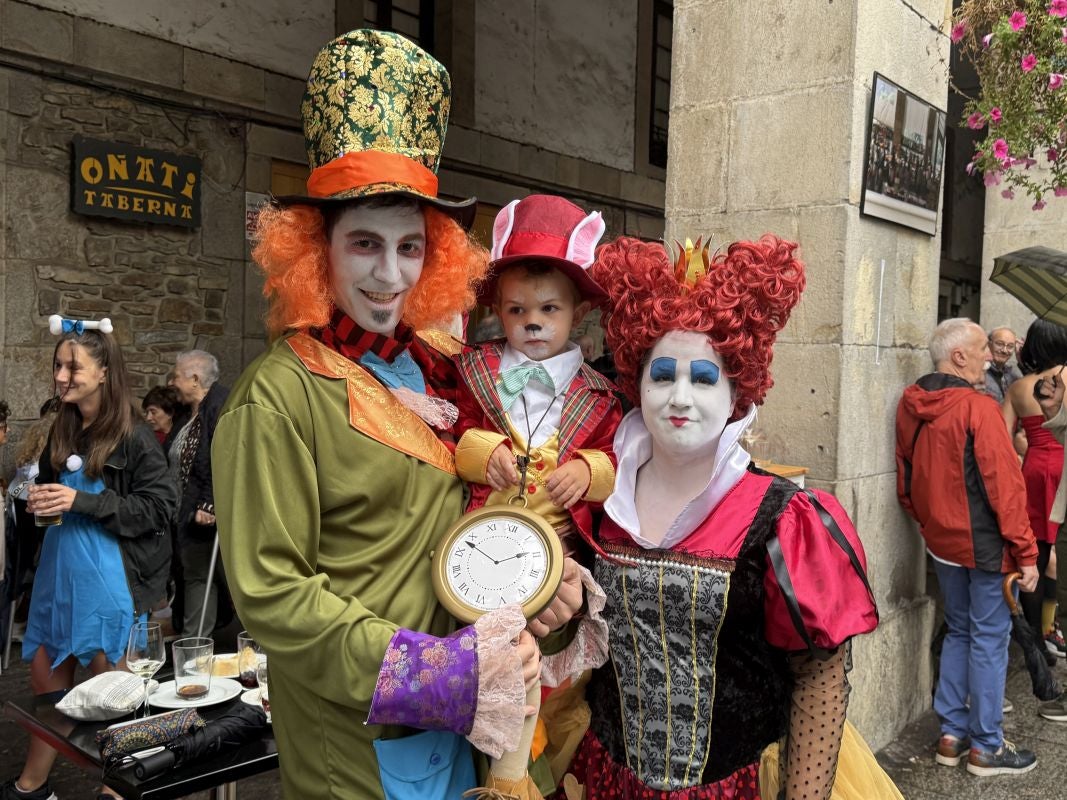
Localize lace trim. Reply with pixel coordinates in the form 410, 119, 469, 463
541, 564, 609, 688
390, 387, 459, 430
467, 605, 528, 759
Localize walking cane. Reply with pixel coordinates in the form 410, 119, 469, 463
197, 530, 220, 639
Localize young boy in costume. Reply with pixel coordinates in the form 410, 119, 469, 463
455, 195, 622, 566
453, 196, 621, 797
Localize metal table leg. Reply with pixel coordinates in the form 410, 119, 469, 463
212, 780, 238, 800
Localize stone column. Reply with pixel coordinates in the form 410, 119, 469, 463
666, 0, 950, 748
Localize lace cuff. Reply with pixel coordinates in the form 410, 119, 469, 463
466, 605, 528, 759
366, 626, 479, 733
783, 647, 849, 800
390, 387, 459, 430
541, 564, 609, 688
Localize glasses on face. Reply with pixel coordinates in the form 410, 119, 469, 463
989, 341, 1015, 353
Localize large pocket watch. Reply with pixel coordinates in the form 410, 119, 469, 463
431, 496, 564, 624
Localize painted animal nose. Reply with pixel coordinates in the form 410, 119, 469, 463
525, 323, 542, 332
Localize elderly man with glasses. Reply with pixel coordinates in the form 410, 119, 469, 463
985, 327, 1023, 403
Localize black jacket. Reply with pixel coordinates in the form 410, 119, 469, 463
178, 382, 229, 541
39, 423, 178, 615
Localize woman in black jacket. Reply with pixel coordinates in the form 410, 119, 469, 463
4, 328, 176, 800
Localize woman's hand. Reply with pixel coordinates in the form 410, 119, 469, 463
194, 509, 216, 526
27, 483, 77, 515
527, 557, 584, 637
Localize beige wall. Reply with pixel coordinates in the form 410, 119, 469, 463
979, 172, 1066, 338
19, 0, 333, 77
666, 0, 949, 749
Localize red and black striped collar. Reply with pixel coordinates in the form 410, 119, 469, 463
311, 308, 412, 364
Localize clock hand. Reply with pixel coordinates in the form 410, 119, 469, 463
465, 540, 499, 565
496, 552, 528, 564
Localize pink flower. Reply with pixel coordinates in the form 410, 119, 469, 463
1063, 26, 1067, 43
989, 106, 1003, 123
1052, 0, 1067, 18
1011, 11, 1028, 30
984, 171, 1002, 186
951, 21, 967, 42
993, 139, 1009, 160
1022, 53, 1038, 72
1033, 200, 1047, 210
1050, 148, 1061, 161
983, 32, 994, 47
1002, 189, 1015, 199
1051, 73, 1065, 90
1055, 186, 1067, 197
966, 112, 985, 129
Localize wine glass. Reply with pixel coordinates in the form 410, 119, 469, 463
126, 621, 165, 718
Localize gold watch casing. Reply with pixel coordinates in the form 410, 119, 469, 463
431, 503, 565, 624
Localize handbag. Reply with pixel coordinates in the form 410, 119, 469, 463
373, 730, 476, 800
96, 708, 205, 767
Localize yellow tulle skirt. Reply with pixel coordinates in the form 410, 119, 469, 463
759, 720, 904, 800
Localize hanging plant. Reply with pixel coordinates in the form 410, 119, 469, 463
952, 0, 1067, 208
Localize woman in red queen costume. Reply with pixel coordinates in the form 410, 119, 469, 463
562, 235, 882, 799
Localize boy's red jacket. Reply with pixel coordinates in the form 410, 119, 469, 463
453, 340, 621, 541
895, 372, 1037, 572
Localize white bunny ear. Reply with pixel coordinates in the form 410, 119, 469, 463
490, 200, 520, 261
565, 211, 606, 268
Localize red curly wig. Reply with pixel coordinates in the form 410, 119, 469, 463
252, 202, 489, 338
592, 235, 806, 418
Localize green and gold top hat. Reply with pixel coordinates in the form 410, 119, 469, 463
275, 29, 476, 229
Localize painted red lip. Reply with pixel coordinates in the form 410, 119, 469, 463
668, 416, 690, 427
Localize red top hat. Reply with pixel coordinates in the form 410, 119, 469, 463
477, 195, 608, 307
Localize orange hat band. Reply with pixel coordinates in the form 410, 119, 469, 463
306, 150, 439, 199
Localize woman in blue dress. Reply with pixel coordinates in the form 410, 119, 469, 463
3, 328, 177, 800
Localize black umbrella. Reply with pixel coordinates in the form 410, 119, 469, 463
127, 703, 268, 780
990, 246, 1067, 326
1003, 573, 1061, 701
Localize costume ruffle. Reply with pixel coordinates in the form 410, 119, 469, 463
541, 564, 609, 688
467, 604, 529, 759
763, 489, 878, 652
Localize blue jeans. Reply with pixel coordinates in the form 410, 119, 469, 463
933, 561, 1012, 752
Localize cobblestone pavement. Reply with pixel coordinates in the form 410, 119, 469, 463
3, 637, 1067, 798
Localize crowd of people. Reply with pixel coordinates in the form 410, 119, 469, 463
0, 22, 1063, 800
865, 122, 941, 211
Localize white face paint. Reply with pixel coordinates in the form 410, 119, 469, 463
326, 203, 427, 335
640, 330, 733, 460
495, 267, 589, 361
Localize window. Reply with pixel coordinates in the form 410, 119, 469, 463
649, 0, 673, 168
362, 0, 435, 51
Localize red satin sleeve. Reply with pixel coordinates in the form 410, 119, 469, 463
763, 488, 878, 652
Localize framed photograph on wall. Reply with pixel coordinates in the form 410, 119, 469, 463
860, 72, 947, 235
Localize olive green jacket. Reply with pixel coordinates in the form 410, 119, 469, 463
212, 333, 464, 799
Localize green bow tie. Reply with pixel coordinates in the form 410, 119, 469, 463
497, 363, 555, 411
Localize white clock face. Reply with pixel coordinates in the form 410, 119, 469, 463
445, 517, 550, 611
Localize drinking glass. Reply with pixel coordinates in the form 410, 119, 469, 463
256, 659, 270, 723
236, 631, 261, 689
126, 621, 165, 717
172, 636, 214, 700
29, 480, 63, 528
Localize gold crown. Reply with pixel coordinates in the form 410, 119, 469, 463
669, 237, 711, 289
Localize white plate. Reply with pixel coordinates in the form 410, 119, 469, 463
148, 678, 243, 709
240, 688, 261, 707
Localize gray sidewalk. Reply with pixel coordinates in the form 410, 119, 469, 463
2, 646, 1066, 798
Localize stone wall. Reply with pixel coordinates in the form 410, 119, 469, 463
665, 0, 949, 749
979, 174, 1067, 337
0, 66, 246, 423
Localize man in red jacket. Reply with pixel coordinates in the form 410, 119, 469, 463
896, 317, 1039, 777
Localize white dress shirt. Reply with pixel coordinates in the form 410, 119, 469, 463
499, 341, 584, 448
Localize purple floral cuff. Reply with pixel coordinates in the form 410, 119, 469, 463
366, 626, 479, 734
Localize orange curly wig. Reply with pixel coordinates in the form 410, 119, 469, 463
252, 203, 489, 338
591, 235, 806, 418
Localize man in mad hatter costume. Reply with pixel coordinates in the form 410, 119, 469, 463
212, 31, 541, 799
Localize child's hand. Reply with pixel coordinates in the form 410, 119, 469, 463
486, 444, 520, 491
546, 459, 590, 509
